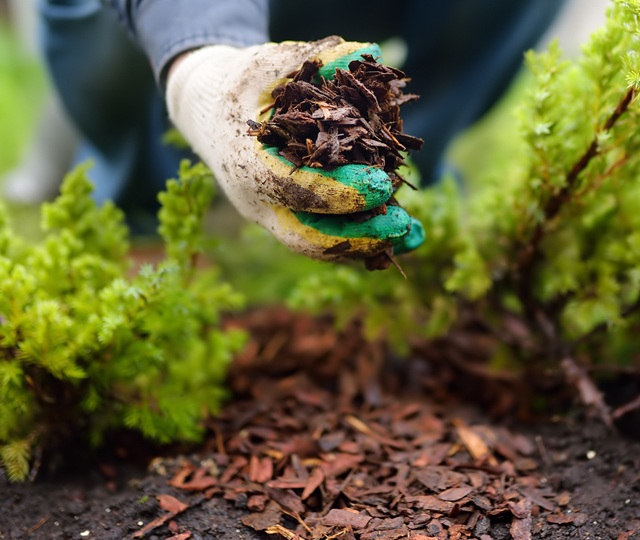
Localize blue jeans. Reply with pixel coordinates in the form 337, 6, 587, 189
40, 0, 566, 216
40, 0, 196, 225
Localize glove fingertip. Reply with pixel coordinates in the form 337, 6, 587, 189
393, 217, 426, 255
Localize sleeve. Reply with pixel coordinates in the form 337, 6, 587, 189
103, 0, 270, 86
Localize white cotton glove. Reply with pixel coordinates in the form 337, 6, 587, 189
166, 37, 421, 261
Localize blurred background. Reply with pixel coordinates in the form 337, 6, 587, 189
0, 0, 609, 287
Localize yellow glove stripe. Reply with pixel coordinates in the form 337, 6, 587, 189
274, 206, 389, 257
257, 142, 367, 213
314, 42, 376, 70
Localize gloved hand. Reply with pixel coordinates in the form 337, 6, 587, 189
167, 36, 424, 261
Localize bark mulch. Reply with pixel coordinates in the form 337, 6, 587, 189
1, 308, 639, 540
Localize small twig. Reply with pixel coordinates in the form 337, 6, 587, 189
28, 446, 42, 482
535, 435, 551, 469
324, 528, 349, 540
20, 514, 49, 537
385, 252, 407, 280
612, 393, 640, 419
393, 172, 418, 191
560, 356, 614, 429
320, 468, 355, 516
260, 101, 277, 115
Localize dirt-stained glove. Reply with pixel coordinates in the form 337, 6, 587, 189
167, 36, 424, 261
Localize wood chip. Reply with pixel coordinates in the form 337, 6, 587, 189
438, 485, 474, 502
158, 494, 188, 514
323, 509, 372, 529
242, 500, 282, 531
454, 420, 493, 463
510, 500, 532, 540
266, 524, 299, 540
302, 466, 325, 500
406, 495, 455, 513
547, 514, 578, 524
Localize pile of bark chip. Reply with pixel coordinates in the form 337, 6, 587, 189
247, 54, 423, 176
131, 309, 585, 540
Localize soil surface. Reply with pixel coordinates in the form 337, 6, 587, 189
2, 308, 639, 540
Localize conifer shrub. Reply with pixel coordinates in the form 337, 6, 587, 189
0, 161, 245, 482
288, 0, 640, 419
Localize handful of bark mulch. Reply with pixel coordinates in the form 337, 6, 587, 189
247, 54, 422, 173
247, 54, 423, 271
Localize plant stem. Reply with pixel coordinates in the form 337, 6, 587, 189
560, 356, 614, 429
515, 87, 636, 295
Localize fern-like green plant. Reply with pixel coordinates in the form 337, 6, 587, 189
0, 161, 245, 481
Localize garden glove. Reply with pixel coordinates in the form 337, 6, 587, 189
167, 36, 424, 262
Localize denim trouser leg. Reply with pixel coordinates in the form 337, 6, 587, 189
39, 0, 193, 220
270, 0, 567, 186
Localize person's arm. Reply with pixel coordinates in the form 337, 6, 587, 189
103, 3, 424, 261
103, 0, 269, 87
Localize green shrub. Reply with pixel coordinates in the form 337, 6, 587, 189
0, 161, 245, 482
287, 0, 640, 382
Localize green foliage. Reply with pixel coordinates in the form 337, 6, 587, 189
255, 0, 640, 370
0, 161, 244, 481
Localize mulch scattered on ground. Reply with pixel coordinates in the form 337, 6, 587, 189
2, 308, 640, 540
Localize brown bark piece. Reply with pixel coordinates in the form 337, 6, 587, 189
406, 495, 455, 513
547, 514, 578, 524
510, 500, 532, 540
250, 455, 274, 483
158, 494, 189, 514
302, 466, 325, 500
360, 527, 409, 540
454, 420, 495, 464
241, 500, 283, 531
323, 509, 372, 529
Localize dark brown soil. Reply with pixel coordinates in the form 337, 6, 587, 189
2, 418, 638, 540
1, 309, 639, 540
